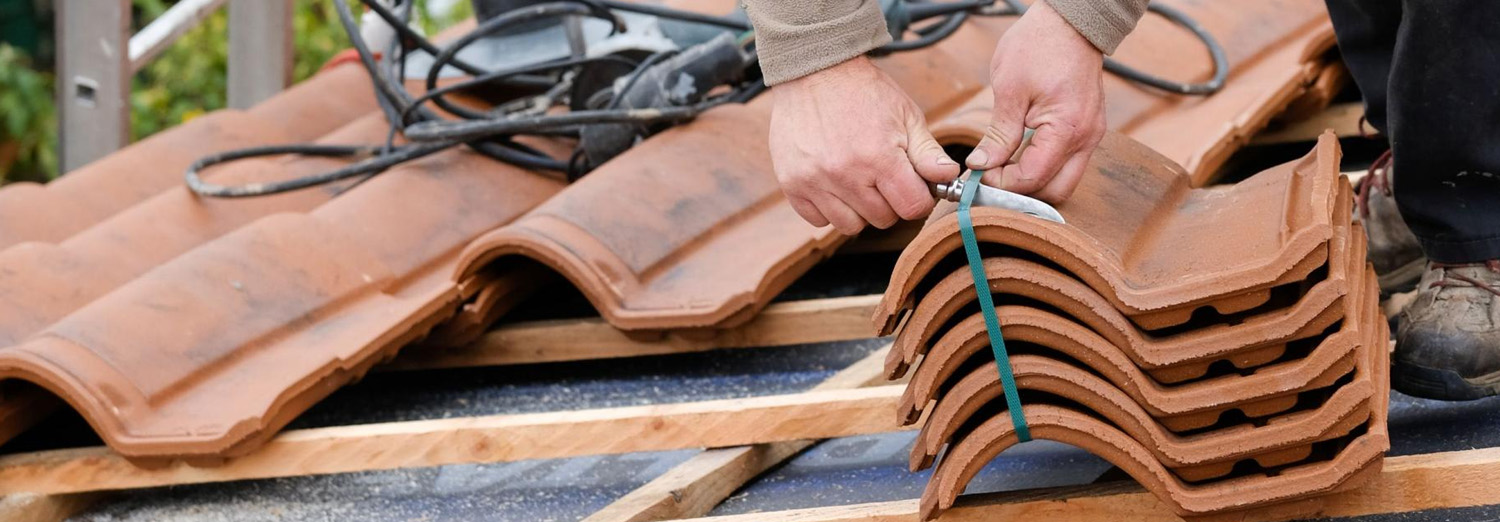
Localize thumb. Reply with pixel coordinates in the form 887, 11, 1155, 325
966, 95, 1028, 171
906, 124, 960, 184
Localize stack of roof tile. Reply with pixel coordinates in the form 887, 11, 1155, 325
873, 131, 1388, 521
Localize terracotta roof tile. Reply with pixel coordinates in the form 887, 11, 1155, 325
885, 201, 1361, 383
914, 267, 1385, 519
0, 65, 377, 252
875, 132, 1343, 335
0, 114, 394, 348
929, 0, 1337, 183
0, 147, 562, 461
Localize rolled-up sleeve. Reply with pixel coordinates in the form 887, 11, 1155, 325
742, 0, 893, 85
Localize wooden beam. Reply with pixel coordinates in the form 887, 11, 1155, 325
0, 386, 910, 495
675, 446, 1500, 522
388, 295, 884, 371
1252, 102, 1369, 146
0, 493, 104, 522
583, 345, 896, 522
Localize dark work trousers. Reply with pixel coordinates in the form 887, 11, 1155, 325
1324, 0, 1500, 263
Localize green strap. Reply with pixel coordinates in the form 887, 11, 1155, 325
956, 170, 1031, 441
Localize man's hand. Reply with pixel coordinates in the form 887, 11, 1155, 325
770, 56, 960, 235
968, 0, 1107, 203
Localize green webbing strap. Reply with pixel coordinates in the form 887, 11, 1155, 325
956, 170, 1031, 441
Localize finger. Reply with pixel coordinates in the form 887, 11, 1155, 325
998, 122, 1079, 195
905, 124, 961, 184
966, 90, 1028, 170
786, 194, 830, 227
876, 165, 936, 221
816, 195, 868, 235
1032, 148, 1091, 203
841, 184, 901, 229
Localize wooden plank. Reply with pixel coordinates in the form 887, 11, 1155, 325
675, 446, 1500, 522
1252, 102, 1368, 145
0, 493, 104, 522
388, 295, 884, 371
0, 386, 910, 495
582, 345, 896, 522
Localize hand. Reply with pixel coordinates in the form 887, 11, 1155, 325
967, 0, 1107, 203
769, 56, 961, 235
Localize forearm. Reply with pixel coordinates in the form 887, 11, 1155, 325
1043, 0, 1150, 54
742, 0, 892, 85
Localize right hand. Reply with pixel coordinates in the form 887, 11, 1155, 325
768, 56, 961, 235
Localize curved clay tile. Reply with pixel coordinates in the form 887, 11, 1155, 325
448, 15, 1002, 334
932, 1, 1337, 183
874, 133, 1343, 334
0, 147, 564, 461
910, 354, 1373, 474
886, 217, 1363, 383
0, 114, 396, 349
918, 404, 1386, 520
916, 268, 1389, 520
897, 305, 1360, 429
0, 64, 376, 253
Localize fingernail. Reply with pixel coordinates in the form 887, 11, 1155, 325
937, 156, 958, 166
966, 149, 989, 167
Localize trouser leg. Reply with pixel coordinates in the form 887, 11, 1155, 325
1332, 0, 1500, 263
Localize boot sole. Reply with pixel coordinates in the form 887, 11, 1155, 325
1392, 360, 1500, 401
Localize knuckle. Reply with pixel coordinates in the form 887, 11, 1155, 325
894, 197, 932, 220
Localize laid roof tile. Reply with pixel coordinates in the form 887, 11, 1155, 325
0, 147, 563, 460
0, 114, 394, 348
0, 112, 291, 250
0, 65, 378, 253
875, 132, 1342, 335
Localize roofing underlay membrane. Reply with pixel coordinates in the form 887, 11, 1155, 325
0, 0, 1353, 468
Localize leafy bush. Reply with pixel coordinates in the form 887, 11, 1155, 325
1, 0, 470, 184
0, 44, 56, 184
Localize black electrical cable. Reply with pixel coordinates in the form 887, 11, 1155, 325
998, 0, 1227, 95
405, 54, 639, 122
184, 142, 452, 198
186, 0, 1231, 199
597, 0, 750, 30
876, 11, 969, 54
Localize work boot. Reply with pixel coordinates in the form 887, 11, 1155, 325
1356, 151, 1425, 295
1392, 261, 1500, 400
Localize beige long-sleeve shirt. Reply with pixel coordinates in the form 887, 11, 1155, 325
744, 0, 1150, 85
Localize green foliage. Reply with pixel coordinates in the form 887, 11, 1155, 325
1, 0, 471, 183
0, 44, 56, 184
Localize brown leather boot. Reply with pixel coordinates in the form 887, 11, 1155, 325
1393, 260, 1500, 400
1356, 151, 1425, 295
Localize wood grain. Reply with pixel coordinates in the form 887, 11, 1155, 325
388, 295, 884, 371
0, 386, 910, 495
582, 345, 896, 522
675, 447, 1500, 521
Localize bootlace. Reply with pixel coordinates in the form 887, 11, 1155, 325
1355, 149, 1394, 220
1431, 260, 1500, 298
